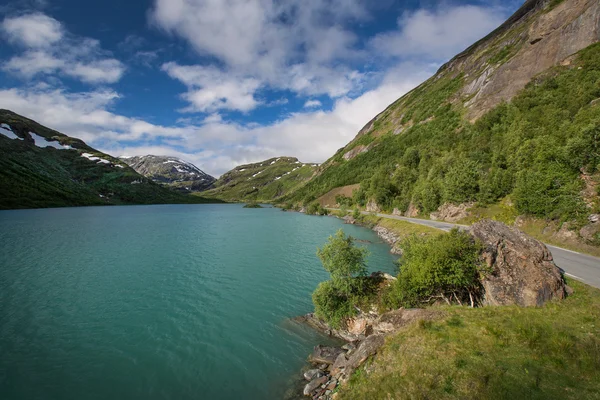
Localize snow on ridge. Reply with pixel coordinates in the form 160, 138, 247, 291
81, 152, 111, 165
0, 124, 22, 140
29, 132, 72, 150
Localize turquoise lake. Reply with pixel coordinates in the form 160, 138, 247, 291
0, 204, 397, 400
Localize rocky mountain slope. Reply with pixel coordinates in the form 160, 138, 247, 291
200, 157, 318, 201
0, 110, 216, 209
283, 0, 600, 245
119, 155, 215, 193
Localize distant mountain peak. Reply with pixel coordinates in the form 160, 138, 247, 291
119, 155, 216, 193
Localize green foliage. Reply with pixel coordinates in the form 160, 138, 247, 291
285, 42, 600, 223
384, 229, 485, 308
352, 208, 361, 219
442, 158, 480, 204
312, 230, 371, 327
312, 280, 357, 329
306, 202, 329, 215
317, 229, 368, 294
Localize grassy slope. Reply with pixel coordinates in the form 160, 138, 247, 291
200, 157, 317, 201
0, 110, 217, 209
339, 279, 600, 400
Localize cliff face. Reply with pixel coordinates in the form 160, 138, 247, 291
451, 0, 600, 120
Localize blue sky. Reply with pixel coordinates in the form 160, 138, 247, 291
0, 0, 522, 176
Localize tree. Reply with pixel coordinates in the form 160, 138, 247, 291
317, 229, 369, 295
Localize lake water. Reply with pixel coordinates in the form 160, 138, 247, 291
0, 204, 397, 400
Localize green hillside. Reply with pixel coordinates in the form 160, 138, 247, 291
282, 0, 600, 247
0, 110, 218, 209
199, 157, 318, 202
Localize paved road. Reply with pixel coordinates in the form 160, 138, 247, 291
335, 209, 600, 289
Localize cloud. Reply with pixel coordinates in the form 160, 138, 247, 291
0, 62, 432, 176
150, 0, 369, 111
1, 13, 125, 84
1, 13, 63, 47
162, 62, 261, 113
304, 100, 322, 109
370, 5, 506, 60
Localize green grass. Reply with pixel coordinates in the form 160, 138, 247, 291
201, 157, 317, 202
339, 279, 600, 400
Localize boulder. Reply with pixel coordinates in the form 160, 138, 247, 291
580, 223, 600, 242
342, 215, 356, 224
471, 220, 566, 307
430, 202, 474, 223
589, 214, 599, 224
339, 334, 386, 381
309, 345, 345, 365
303, 369, 322, 381
303, 376, 328, 396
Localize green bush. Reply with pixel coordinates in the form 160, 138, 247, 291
384, 229, 485, 309
312, 230, 371, 327
312, 280, 357, 328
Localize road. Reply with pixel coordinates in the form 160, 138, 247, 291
335, 209, 600, 289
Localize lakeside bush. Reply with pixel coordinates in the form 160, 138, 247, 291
306, 202, 329, 215
384, 229, 486, 308
312, 230, 371, 327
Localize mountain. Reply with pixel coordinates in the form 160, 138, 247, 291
0, 110, 218, 209
200, 157, 318, 201
119, 155, 215, 193
283, 0, 600, 240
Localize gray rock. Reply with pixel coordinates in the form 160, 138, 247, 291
588, 214, 599, 224
303, 369, 321, 381
303, 376, 328, 396
471, 220, 566, 307
309, 345, 344, 365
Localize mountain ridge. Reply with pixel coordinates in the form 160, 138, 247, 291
119, 155, 216, 193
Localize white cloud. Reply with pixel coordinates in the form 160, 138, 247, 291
1, 13, 125, 84
151, 0, 369, 110
1, 13, 63, 47
162, 62, 261, 113
0, 63, 432, 176
304, 100, 322, 109
370, 5, 506, 60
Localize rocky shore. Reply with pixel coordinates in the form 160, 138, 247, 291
293, 219, 570, 398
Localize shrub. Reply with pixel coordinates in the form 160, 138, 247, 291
384, 229, 485, 309
312, 230, 371, 327
312, 280, 357, 328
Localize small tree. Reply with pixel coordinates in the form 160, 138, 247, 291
317, 229, 368, 295
313, 230, 370, 327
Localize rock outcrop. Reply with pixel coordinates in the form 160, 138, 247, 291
430, 202, 474, 223
471, 220, 567, 307
372, 225, 403, 255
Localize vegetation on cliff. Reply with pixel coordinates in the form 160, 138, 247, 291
287, 42, 600, 228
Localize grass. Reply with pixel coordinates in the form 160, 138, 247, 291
361, 214, 443, 239
338, 279, 600, 400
